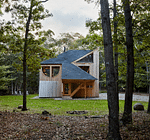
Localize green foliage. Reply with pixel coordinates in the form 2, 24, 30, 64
9, 0, 55, 68
80, 33, 103, 50
57, 32, 84, 50
0, 0, 56, 97
0, 53, 14, 90
85, 0, 150, 91
0, 65, 12, 89
1, 0, 149, 93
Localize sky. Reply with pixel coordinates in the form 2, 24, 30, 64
2, 0, 115, 39
42, 0, 100, 38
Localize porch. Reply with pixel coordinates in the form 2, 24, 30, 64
62, 79, 95, 98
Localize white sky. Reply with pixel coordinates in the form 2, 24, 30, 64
42, 0, 100, 38
2, 0, 115, 38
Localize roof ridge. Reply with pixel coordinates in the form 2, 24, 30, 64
41, 50, 93, 65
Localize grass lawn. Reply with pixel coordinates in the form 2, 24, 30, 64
0, 94, 148, 116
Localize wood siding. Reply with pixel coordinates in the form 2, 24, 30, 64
72, 48, 99, 97
39, 65, 62, 97
39, 48, 99, 98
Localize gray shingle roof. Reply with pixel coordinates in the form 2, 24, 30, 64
41, 50, 97, 80
62, 63, 97, 80
41, 50, 92, 64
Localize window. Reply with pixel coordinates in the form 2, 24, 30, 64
79, 66, 89, 73
77, 53, 93, 63
87, 85, 93, 88
52, 66, 60, 77
64, 84, 69, 94
42, 66, 50, 77
42, 65, 60, 77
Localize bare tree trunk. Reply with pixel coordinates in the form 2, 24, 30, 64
148, 94, 150, 113
11, 81, 13, 94
22, 0, 33, 111
100, 0, 122, 139
146, 61, 150, 113
22, 47, 27, 110
121, 0, 134, 124
113, 0, 118, 94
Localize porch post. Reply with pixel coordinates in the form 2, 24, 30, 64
68, 82, 71, 96
84, 82, 87, 98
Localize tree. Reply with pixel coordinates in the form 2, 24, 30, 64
113, 0, 119, 95
148, 92, 150, 113
130, 0, 150, 113
147, 60, 150, 113
100, 0, 122, 139
53, 32, 84, 53
0, 52, 14, 94
8, 0, 54, 111
121, 0, 134, 125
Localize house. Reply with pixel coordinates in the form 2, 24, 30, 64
39, 48, 99, 98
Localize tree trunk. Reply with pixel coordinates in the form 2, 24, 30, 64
113, 0, 118, 95
121, 0, 134, 124
22, 46, 27, 111
100, 0, 122, 139
11, 81, 13, 94
146, 61, 150, 113
22, 0, 33, 111
147, 94, 150, 113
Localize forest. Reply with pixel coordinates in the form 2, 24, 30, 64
0, 0, 150, 139
0, 0, 149, 95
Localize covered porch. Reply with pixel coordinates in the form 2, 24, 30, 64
62, 79, 95, 98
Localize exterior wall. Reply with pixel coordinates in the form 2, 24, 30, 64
72, 49, 99, 97
73, 81, 94, 98
39, 81, 60, 97
39, 65, 62, 97
93, 49, 99, 97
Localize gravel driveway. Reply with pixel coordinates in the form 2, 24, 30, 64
53, 93, 149, 102
98, 93, 149, 102
34, 93, 149, 102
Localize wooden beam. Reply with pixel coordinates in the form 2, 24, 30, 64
62, 84, 64, 95
70, 83, 83, 97
68, 82, 71, 95
84, 82, 87, 98
72, 48, 99, 63
62, 79, 94, 83
72, 51, 93, 63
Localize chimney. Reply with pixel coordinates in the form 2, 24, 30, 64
64, 46, 66, 52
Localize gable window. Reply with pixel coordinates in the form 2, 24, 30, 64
77, 53, 93, 63
52, 66, 60, 77
79, 66, 89, 73
42, 66, 50, 77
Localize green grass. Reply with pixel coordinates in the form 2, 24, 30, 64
0, 94, 148, 116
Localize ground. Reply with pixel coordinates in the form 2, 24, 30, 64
0, 111, 150, 140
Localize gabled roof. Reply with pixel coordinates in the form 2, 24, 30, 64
41, 50, 97, 80
41, 50, 92, 64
